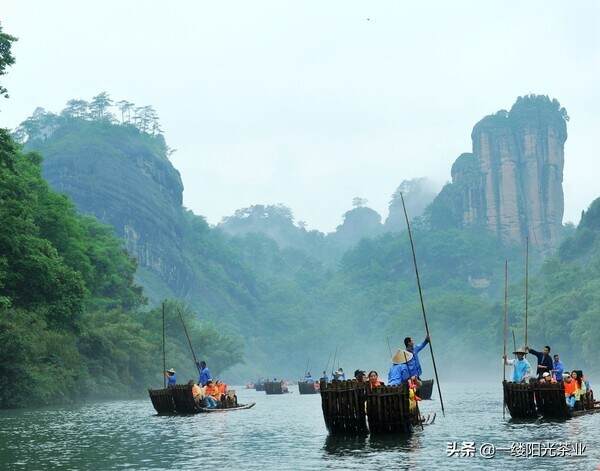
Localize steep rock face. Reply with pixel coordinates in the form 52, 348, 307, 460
432, 95, 568, 250
28, 120, 196, 295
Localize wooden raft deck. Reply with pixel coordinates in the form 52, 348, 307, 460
148, 385, 251, 414
503, 381, 599, 420
298, 381, 318, 395
264, 381, 287, 395
319, 379, 419, 435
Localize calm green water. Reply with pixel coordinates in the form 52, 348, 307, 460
1, 382, 599, 470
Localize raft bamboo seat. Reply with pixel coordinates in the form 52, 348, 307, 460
533, 382, 569, 419
503, 381, 537, 419
319, 380, 369, 435
366, 384, 417, 434
171, 384, 200, 414
319, 380, 418, 435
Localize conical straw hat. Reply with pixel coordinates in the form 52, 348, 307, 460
392, 349, 413, 364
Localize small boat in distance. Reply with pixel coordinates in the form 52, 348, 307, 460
417, 379, 434, 400
264, 380, 289, 395
298, 381, 318, 395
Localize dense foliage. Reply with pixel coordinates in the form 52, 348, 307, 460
0, 129, 241, 408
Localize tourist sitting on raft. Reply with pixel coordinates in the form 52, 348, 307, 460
503, 347, 532, 383
303, 371, 314, 383
354, 370, 366, 383
332, 368, 346, 381
563, 372, 578, 409
188, 380, 219, 409
526, 345, 553, 379
165, 368, 177, 388
320, 370, 329, 382
368, 370, 383, 388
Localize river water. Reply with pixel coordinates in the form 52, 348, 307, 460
1, 382, 599, 470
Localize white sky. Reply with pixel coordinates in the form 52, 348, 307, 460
2, 1, 599, 231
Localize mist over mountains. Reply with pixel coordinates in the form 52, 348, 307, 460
18, 93, 600, 382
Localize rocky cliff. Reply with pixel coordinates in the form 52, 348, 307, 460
430, 95, 568, 250
24, 117, 263, 322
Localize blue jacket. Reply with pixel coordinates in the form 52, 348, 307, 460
198, 366, 212, 386
406, 338, 429, 377
167, 374, 176, 387
388, 363, 410, 386
553, 360, 564, 381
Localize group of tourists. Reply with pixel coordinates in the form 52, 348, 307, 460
503, 345, 592, 410
313, 334, 429, 412
164, 360, 232, 409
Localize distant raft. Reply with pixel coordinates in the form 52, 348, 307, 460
319, 379, 429, 435
503, 381, 600, 420
263, 381, 289, 395
298, 381, 318, 395
416, 379, 434, 400
148, 385, 255, 415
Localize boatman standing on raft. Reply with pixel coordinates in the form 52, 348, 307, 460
403, 335, 430, 379
503, 347, 532, 383
525, 345, 554, 379
197, 360, 212, 386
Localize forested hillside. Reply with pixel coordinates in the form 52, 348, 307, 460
5, 17, 598, 389
0, 31, 241, 408
18, 88, 600, 382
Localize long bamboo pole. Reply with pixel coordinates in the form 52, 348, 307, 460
503, 261, 508, 381
400, 193, 445, 417
331, 346, 338, 375
324, 352, 332, 376
386, 336, 392, 357
162, 301, 166, 389
512, 331, 517, 354
503, 261, 507, 419
177, 307, 199, 366
525, 236, 529, 347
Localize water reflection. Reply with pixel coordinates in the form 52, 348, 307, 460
323, 431, 422, 455
323, 434, 369, 456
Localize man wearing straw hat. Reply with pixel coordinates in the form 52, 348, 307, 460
503, 347, 532, 383
388, 349, 413, 386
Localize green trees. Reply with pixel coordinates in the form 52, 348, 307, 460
0, 22, 16, 100
0, 122, 241, 408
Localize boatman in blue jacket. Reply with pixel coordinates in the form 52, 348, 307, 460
197, 360, 212, 386
165, 368, 177, 388
403, 335, 430, 378
503, 347, 532, 383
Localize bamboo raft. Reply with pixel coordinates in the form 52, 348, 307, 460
148, 385, 254, 414
503, 381, 600, 420
264, 381, 288, 395
298, 381, 318, 395
319, 379, 421, 435
254, 381, 265, 392
417, 379, 434, 400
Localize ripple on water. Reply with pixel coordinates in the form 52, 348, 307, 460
1, 383, 599, 470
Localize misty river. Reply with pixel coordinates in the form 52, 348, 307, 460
1, 382, 599, 470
